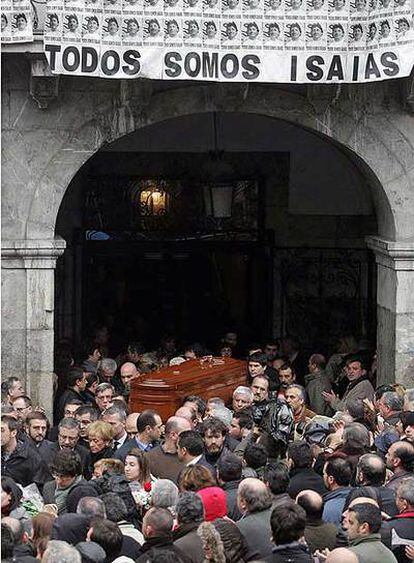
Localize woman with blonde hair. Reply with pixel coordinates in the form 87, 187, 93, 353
87, 421, 114, 474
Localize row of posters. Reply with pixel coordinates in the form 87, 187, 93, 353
1, 0, 413, 82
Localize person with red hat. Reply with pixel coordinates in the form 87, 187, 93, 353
197, 486, 228, 522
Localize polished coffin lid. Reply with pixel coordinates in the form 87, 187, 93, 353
129, 357, 248, 420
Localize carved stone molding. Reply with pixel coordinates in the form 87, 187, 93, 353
366, 236, 414, 271
26, 54, 60, 109
1, 238, 66, 269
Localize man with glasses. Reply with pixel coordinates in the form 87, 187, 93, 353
11, 395, 32, 422
43, 418, 91, 477
43, 450, 98, 514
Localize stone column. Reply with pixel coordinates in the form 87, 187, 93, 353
366, 236, 414, 387
1, 238, 66, 419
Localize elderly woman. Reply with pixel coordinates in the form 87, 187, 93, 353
87, 421, 114, 473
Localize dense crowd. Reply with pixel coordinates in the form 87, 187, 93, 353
1, 330, 414, 563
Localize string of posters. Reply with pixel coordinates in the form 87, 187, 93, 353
2, 0, 414, 82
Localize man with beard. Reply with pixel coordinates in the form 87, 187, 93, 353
199, 417, 230, 468
25, 411, 54, 456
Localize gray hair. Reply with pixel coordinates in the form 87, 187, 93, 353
238, 478, 272, 513
95, 382, 114, 396
176, 492, 204, 524
286, 384, 306, 401
41, 540, 81, 563
233, 386, 253, 400
210, 405, 233, 427
151, 479, 179, 513
343, 422, 370, 450
381, 391, 403, 412
398, 477, 414, 506
100, 358, 117, 372
101, 405, 127, 422
58, 417, 80, 432
332, 412, 354, 425
76, 497, 106, 520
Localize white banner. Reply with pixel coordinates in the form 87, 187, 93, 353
1, 0, 34, 43
41, 0, 414, 82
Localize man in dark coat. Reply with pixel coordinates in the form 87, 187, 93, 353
42, 417, 91, 477
1, 415, 51, 488
54, 367, 87, 423
351, 453, 398, 516
296, 490, 338, 554
217, 452, 243, 521
287, 441, 327, 498
264, 461, 292, 509
264, 502, 313, 562
173, 492, 205, 563
136, 507, 192, 562
236, 478, 274, 560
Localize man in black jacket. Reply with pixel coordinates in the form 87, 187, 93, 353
217, 452, 243, 521
136, 507, 191, 562
25, 410, 54, 456
352, 453, 398, 516
173, 492, 205, 562
1, 415, 51, 488
265, 502, 313, 562
43, 417, 91, 477
287, 441, 327, 498
54, 367, 87, 423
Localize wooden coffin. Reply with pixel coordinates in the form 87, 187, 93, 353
129, 357, 248, 421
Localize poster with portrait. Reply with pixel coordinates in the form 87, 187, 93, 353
41, 0, 414, 81
1, 0, 34, 43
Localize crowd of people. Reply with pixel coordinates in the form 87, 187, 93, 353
1, 329, 414, 563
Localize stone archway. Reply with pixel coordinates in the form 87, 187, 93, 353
2, 80, 414, 416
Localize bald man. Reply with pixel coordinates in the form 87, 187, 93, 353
175, 406, 196, 429
236, 478, 274, 559
120, 362, 139, 394
296, 490, 337, 553
126, 412, 140, 438
145, 416, 192, 484
326, 548, 359, 563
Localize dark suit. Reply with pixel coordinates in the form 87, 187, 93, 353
237, 506, 273, 560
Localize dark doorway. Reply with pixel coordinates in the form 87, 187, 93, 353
81, 240, 273, 354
